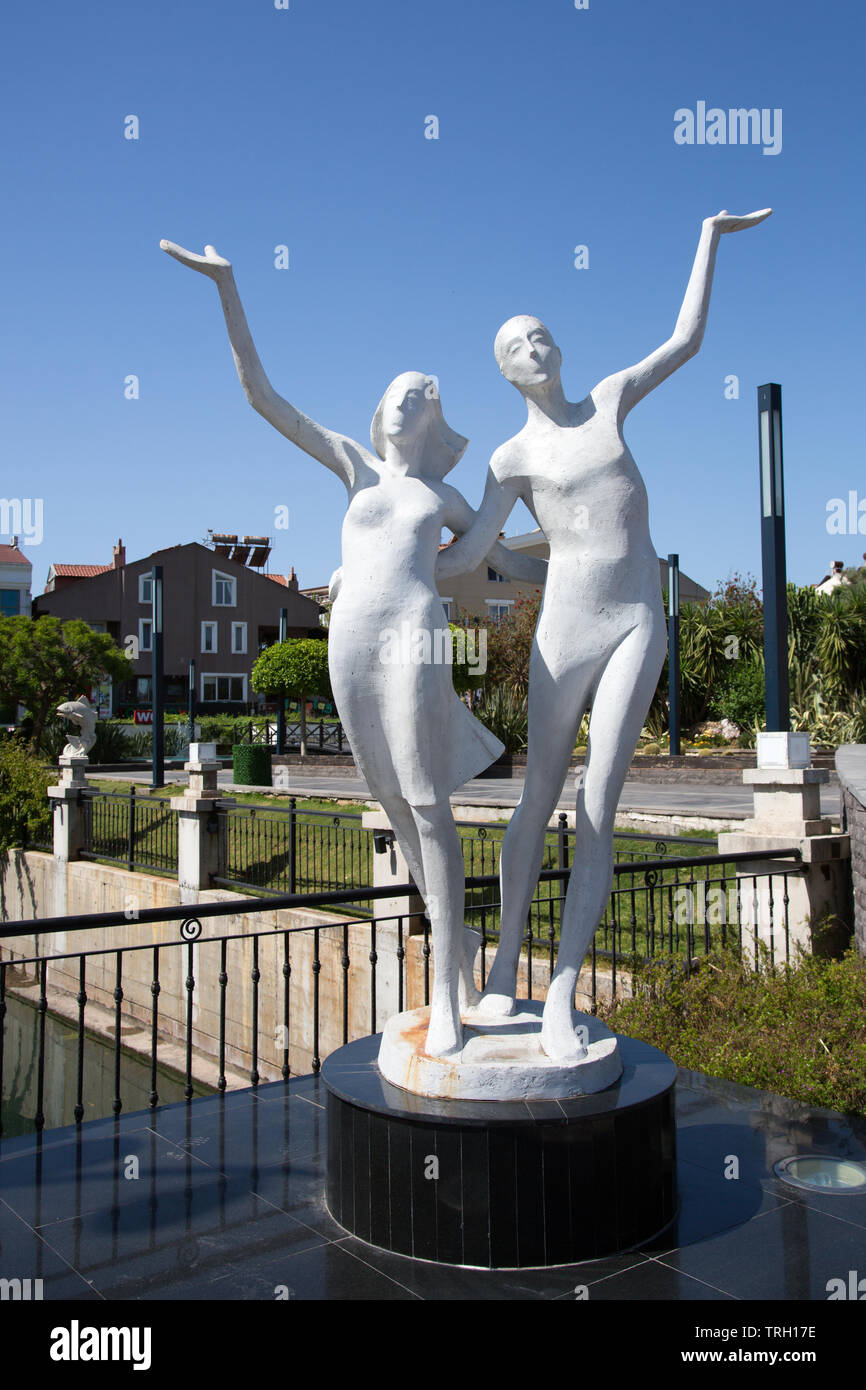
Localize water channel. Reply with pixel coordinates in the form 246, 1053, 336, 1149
1, 992, 211, 1138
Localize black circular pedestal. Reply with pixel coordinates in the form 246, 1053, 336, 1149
322, 1032, 677, 1269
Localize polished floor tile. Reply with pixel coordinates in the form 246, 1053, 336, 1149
2, 1065, 863, 1299
0, 1199, 102, 1301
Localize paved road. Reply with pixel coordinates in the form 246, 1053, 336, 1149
95, 768, 842, 822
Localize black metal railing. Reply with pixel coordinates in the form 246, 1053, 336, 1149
214, 800, 371, 904
79, 787, 178, 876
0, 848, 803, 1137
241, 718, 349, 752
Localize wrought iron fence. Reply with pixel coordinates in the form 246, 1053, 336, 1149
79, 787, 178, 876
214, 800, 372, 905
240, 718, 349, 752
0, 849, 804, 1136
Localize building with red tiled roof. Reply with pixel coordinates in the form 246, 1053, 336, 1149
34, 539, 323, 714
0, 539, 32, 617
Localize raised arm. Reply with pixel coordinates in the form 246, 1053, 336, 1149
438, 466, 547, 585
160, 241, 372, 489
599, 209, 772, 421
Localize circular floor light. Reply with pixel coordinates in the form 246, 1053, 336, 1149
774, 1155, 866, 1195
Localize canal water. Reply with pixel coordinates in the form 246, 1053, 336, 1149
1, 992, 211, 1138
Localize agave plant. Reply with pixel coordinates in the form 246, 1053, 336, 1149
475, 686, 528, 753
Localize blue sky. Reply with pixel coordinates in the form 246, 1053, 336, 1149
2, 0, 864, 595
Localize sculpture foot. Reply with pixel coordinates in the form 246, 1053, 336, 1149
540, 1006, 589, 1065
425, 1011, 463, 1059
473, 990, 519, 1018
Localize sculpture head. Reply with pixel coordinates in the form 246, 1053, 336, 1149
371, 372, 468, 478
494, 316, 562, 392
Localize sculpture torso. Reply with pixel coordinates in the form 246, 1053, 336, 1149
339, 468, 446, 622
492, 385, 665, 671
329, 464, 502, 805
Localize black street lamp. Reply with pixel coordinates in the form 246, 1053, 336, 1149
667, 553, 680, 756
151, 565, 164, 789
188, 657, 196, 749
758, 384, 789, 732
276, 607, 288, 755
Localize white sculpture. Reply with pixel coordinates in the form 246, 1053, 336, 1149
57, 696, 97, 758
437, 210, 772, 1063
160, 240, 546, 1060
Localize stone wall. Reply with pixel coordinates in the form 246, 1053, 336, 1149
836, 747, 866, 957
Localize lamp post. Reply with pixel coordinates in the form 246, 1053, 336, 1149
758, 384, 789, 732
188, 657, 196, 748
151, 565, 164, 789
667, 553, 680, 757
275, 607, 288, 755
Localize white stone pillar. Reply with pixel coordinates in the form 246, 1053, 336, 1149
170, 743, 235, 892
47, 756, 90, 862
718, 733, 851, 963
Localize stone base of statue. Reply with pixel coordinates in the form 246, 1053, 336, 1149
377, 1001, 622, 1100
322, 1029, 677, 1268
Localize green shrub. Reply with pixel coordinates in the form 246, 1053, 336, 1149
0, 739, 53, 850
90, 720, 135, 764
233, 743, 272, 786
707, 659, 765, 729
475, 687, 528, 753
599, 945, 866, 1116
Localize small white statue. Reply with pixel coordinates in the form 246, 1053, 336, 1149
57, 696, 97, 758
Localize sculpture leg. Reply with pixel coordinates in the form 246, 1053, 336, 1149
480, 656, 593, 1014
411, 802, 466, 1057
541, 619, 667, 1062
387, 798, 481, 1009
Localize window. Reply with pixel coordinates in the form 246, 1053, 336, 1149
138, 574, 153, 605
136, 677, 152, 702
201, 621, 218, 654
201, 674, 246, 703
139, 618, 153, 652
212, 571, 236, 606
487, 567, 506, 583
231, 622, 247, 654
486, 600, 514, 625
440, 598, 452, 620
0, 590, 20, 616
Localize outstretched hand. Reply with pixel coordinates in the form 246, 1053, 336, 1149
705, 209, 772, 234
159, 240, 232, 279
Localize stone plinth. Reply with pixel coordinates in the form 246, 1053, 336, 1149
171, 753, 233, 891
378, 1001, 622, 1100
323, 1031, 677, 1267
48, 757, 91, 861
719, 736, 850, 961
742, 766, 831, 838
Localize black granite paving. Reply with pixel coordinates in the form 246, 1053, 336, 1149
1, 1064, 864, 1301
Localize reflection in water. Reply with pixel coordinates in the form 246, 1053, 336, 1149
1, 992, 211, 1137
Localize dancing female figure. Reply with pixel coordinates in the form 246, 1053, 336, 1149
160, 240, 546, 1058
437, 210, 771, 1061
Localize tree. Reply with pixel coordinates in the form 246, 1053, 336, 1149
251, 637, 331, 756
475, 591, 543, 698
0, 616, 132, 754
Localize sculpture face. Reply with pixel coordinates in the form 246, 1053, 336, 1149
379, 372, 435, 448
494, 316, 562, 390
